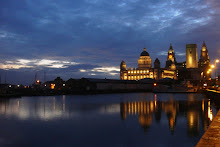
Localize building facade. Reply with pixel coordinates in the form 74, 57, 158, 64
120, 41, 211, 83
186, 44, 198, 68
199, 41, 210, 79
166, 44, 176, 69
120, 47, 177, 80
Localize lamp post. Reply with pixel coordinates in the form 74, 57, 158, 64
215, 59, 219, 79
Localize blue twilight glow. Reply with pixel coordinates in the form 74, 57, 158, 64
0, 0, 220, 84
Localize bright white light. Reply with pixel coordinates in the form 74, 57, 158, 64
37, 59, 58, 66
89, 73, 96, 75
0, 64, 33, 69
91, 67, 120, 73
80, 69, 87, 72
17, 59, 33, 65
109, 73, 118, 76
49, 64, 66, 68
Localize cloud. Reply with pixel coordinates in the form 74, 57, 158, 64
0, 58, 79, 70
0, 0, 220, 83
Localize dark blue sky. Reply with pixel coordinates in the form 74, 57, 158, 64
0, 0, 220, 84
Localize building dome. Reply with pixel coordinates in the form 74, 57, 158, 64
120, 60, 126, 71
140, 48, 150, 56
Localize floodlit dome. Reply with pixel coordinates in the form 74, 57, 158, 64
140, 48, 150, 56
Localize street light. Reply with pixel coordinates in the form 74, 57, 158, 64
215, 59, 219, 79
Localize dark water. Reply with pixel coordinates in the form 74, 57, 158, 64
0, 93, 218, 146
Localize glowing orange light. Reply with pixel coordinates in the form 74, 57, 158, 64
51, 84, 55, 89
216, 59, 219, 63
154, 83, 157, 86
37, 80, 40, 83
211, 65, 215, 68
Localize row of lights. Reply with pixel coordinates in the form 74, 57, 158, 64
207, 59, 219, 75
128, 70, 150, 74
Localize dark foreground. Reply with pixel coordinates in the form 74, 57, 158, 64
0, 93, 217, 146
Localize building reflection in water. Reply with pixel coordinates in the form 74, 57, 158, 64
0, 94, 215, 137
120, 94, 214, 136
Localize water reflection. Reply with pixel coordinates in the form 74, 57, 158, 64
0, 94, 216, 138
0, 95, 122, 121
120, 97, 214, 136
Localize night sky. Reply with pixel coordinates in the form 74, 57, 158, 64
0, 0, 220, 85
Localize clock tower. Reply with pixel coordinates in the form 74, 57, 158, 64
166, 44, 176, 69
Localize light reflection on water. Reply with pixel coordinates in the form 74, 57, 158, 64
0, 93, 217, 146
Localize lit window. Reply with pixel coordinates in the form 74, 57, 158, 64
51, 84, 55, 89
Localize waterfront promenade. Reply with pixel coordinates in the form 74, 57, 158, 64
196, 110, 220, 147
197, 89, 220, 147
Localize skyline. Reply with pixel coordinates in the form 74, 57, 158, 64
0, 0, 220, 84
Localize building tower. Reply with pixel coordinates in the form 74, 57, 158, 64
154, 58, 160, 69
199, 41, 210, 79
186, 44, 198, 68
154, 58, 161, 79
138, 48, 152, 69
199, 41, 210, 69
120, 61, 127, 80
166, 44, 176, 69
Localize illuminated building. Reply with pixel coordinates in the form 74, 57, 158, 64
166, 44, 176, 69
120, 47, 177, 80
199, 41, 211, 79
138, 48, 152, 69
179, 44, 202, 82
186, 44, 198, 68
119, 99, 211, 134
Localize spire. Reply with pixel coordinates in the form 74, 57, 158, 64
143, 48, 146, 51
203, 41, 206, 47
170, 43, 173, 49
